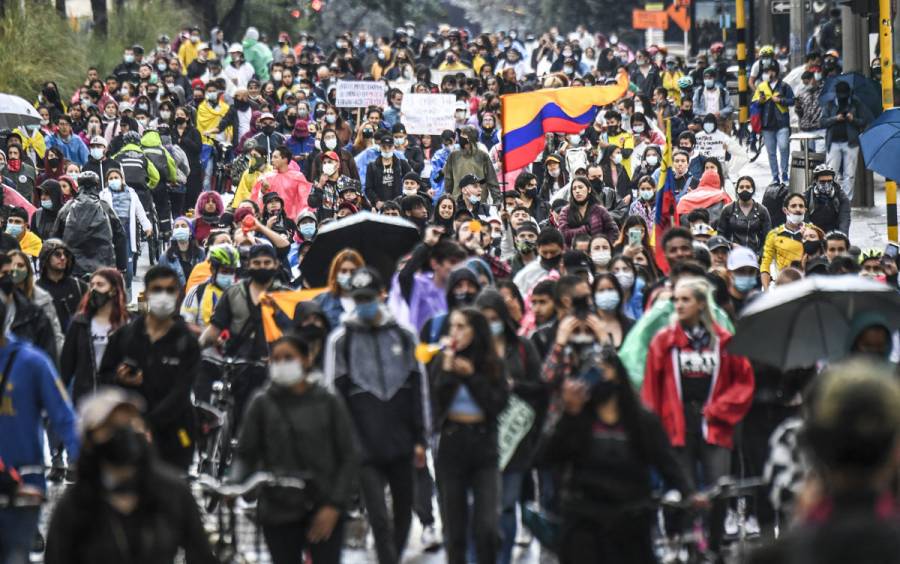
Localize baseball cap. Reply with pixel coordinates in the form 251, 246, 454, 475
544, 153, 561, 165
458, 174, 481, 189
321, 150, 339, 161
707, 236, 731, 252
348, 267, 384, 300
726, 246, 759, 271
296, 209, 318, 224
563, 250, 594, 276
258, 112, 275, 121
691, 223, 714, 237
89, 136, 108, 147
78, 387, 145, 435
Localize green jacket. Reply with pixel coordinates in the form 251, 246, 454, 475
140, 131, 177, 185
242, 38, 272, 82
112, 143, 160, 189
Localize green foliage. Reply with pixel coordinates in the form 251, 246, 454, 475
0, 1, 194, 100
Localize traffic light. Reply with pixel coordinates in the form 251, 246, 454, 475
841, 0, 875, 16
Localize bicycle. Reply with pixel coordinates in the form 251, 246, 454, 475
196, 472, 308, 564
195, 357, 264, 480
212, 140, 233, 195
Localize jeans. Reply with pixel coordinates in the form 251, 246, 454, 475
826, 141, 860, 201
200, 144, 214, 192
498, 470, 525, 564
0, 507, 40, 564
263, 515, 344, 564
436, 422, 500, 564
762, 127, 791, 184
359, 458, 414, 564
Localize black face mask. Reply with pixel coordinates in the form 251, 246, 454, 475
540, 254, 561, 271
803, 241, 822, 255
521, 188, 537, 199
590, 179, 605, 193
261, 124, 276, 135
362, 129, 374, 139
458, 137, 469, 148
591, 378, 619, 405
175, 116, 187, 125
48, 157, 61, 168
93, 427, 146, 467
452, 290, 477, 306
89, 290, 111, 310
248, 268, 277, 284
235, 99, 251, 111
738, 190, 754, 202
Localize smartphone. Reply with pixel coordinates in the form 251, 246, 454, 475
885, 242, 899, 260
122, 357, 140, 374
628, 228, 642, 246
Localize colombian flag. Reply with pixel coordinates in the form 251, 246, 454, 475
500, 71, 629, 172
653, 118, 677, 274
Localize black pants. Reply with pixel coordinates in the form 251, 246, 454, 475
413, 465, 436, 526
436, 422, 500, 564
559, 514, 656, 564
359, 458, 414, 564
742, 402, 796, 533
263, 516, 344, 564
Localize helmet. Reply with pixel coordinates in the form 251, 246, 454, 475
677, 76, 693, 90
77, 171, 100, 191
859, 248, 884, 264
813, 163, 836, 178
759, 45, 775, 57
122, 131, 141, 146
207, 244, 240, 270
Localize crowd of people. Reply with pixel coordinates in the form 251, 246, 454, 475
0, 19, 898, 564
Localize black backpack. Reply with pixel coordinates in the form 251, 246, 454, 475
114, 149, 149, 189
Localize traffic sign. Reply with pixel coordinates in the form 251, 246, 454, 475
772, 0, 811, 13
633, 9, 670, 29
668, 2, 691, 30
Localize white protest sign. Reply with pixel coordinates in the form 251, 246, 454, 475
335, 80, 386, 108
400, 93, 457, 135
497, 394, 535, 470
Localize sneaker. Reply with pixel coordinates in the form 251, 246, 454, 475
745, 515, 761, 537
46, 466, 65, 483
724, 508, 738, 537
515, 526, 533, 547
64, 468, 77, 484
420, 524, 442, 552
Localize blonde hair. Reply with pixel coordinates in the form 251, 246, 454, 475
673, 276, 717, 336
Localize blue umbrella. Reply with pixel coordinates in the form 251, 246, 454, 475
860, 107, 900, 180
820, 72, 882, 118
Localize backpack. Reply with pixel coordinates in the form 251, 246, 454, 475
143, 145, 171, 185
115, 149, 149, 189
63, 196, 115, 275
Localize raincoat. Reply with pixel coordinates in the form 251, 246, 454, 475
250, 169, 312, 220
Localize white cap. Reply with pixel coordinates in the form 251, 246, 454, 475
727, 246, 759, 271
78, 387, 145, 435
228, 42, 244, 53
89, 136, 107, 147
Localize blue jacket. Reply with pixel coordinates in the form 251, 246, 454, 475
0, 336, 79, 490
314, 291, 346, 328
46, 133, 89, 166
820, 96, 871, 149
760, 81, 795, 131
158, 245, 206, 286
429, 146, 453, 199
623, 277, 646, 321
355, 147, 407, 195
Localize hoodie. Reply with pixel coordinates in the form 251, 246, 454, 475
193, 190, 224, 242
675, 168, 733, 226
418, 267, 484, 344
36, 239, 86, 332
31, 179, 63, 240
443, 126, 500, 200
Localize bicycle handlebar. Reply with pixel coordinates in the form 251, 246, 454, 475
196, 472, 307, 499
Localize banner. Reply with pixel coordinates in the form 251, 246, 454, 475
497, 394, 535, 470
335, 80, 387, 108
400, 93, 457, 135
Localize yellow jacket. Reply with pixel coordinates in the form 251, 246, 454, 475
233, 164, 272, 206
196, 100, 231, 146
760, 224, 808, 275
608, 131, 635, 178
178, 41, 200, 72
19, 230, 42, 258
662, 70, 685, 105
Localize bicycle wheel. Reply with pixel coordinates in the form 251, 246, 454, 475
205, 415, 230, 479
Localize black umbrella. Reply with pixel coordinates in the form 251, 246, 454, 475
819, 72, 882, 119
302, 211, 421, 287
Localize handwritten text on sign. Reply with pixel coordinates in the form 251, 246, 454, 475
335, 80, 387, 108
400, 93, 457, 135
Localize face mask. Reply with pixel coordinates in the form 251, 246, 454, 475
206, 91, 219, 102
591, 250, 611, 266
594, 289, 620, 311
355, 300, 380, 321
395, 136, 407, 146
175, 116, 187, 125
568, 134, 581, 145
703, 122, 716, 133
452, 291, 476, 305
814, 72, 823, 81
564, 66, 575, 75
468, 194, 480, 204
403, 188, 418, 197
325, 114, 337, 124
738, 189, 753, 202
159, 109, 171, 121
89, 289, 111, 310
614, 270, 635, 289
803, 240, 821, 255
9, 268, 26, 284
381, 150, 393, 159
90, 147, 105, 160
322, 162, 337, 176
632, 124, 645, 134
172, 226, 191, 241
540, 255, 561, 271
640, 189, 655, 201
269, 359, 306, 387
613, 153, 623, 164
108, 178, 124, 191
704, 78, 715, 88
147, 291, 177, 318
733, 274, 756, 293
41, 200, 54, 210
516, 240, 536, 255
786, 212, 804, 225
5, 224, 23, 238
324, 137, 337, 150
123, 54, 135, 63
336, 272, 353, 290
215, 272, 236, 289
547, 168, 560, 178
48, 157, 61, 168
94, 427, 145, 467
299, 223, 316, 239
489, 320, 505, 336
262, 124, 276, 135
362, 129, 374, 139
646, 155, 659, 167
248, 268, 277, 284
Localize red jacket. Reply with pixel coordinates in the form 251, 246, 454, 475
641, 323, 754, 449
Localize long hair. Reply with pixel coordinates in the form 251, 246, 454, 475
326, 248, 365, 295
78, 268, 129, 329
7, 250, 35, 300
452, 307, 504, 381
597, 351, 657, 464
673, 277, 717, 337
567, 176, 595, 225
592, 272, 630, 328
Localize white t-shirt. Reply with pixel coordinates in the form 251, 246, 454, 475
91, 317, 112, 370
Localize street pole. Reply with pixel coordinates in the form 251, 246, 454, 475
843, 5, 875, 207
789, 0, 805, 67
736, 0, 748, 126
880, 0, 898, 241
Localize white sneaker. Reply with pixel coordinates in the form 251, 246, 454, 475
724, 508, 739, 537
745, 515, 761, 537
515, 526, 533, 547
420, 525, 442, 552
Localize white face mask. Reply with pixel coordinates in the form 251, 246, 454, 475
322, 162, 337, 176
269, 359, 306, 387
324, 137, 337, 150
646, 155, 659, 167
613, 153, 623, 164
591, 250, 611, 266
786, 212, 805, 225
613, 270, 635, 289
159, 110, 171, 121
703, 122, 715, 133
548, 168, 560, 178
147, 291, 177, 318
632, 124, 645, 134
